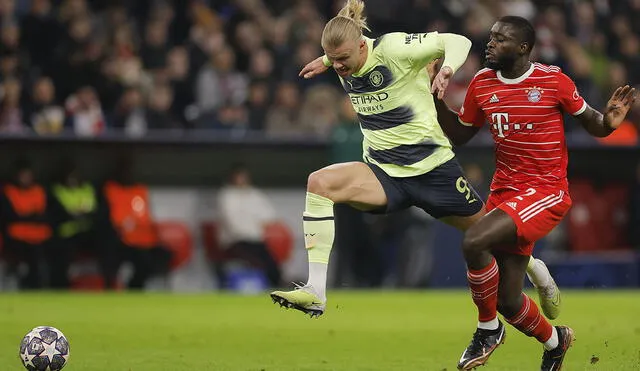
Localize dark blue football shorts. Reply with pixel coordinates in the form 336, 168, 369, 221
366, 157, 483, 218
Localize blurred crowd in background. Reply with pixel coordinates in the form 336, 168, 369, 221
0, 0, 640, 292
0, 0, 636, 143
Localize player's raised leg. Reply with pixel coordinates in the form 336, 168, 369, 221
270, 162, 387, 317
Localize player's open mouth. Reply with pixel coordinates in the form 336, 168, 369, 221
336, 67, 349, 76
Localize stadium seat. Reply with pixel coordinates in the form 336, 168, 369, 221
156, 221, 194, 270
264, 221, 293, 264
70, 274, 124, 291
201, 221, 276, 290
599, 183, 631, 249
567, 179, 630, 251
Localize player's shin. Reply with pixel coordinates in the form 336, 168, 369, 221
459, 256, 504, 370
504, 293, 558, 350
467, 256, 500, 329
303, 192, 335, 301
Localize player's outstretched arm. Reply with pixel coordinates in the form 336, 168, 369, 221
430, 34, 472, 99
299, 56, 330, 79
398, 32, 471, 98
434, 98, 480, 146
577, 85, 637, 137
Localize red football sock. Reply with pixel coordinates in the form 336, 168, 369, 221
467, 257, 499, 322
505, 293, 553, 343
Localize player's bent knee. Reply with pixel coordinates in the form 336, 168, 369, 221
461, 229, 489, 256
307, 170, 338, 200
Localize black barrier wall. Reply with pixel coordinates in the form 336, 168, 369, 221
1, 135, 638, 187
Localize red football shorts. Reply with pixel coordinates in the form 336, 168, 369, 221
486, 187, 572, 255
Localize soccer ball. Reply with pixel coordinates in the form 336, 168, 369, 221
19, 326, 70, 371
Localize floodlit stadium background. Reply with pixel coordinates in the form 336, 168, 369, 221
0, 1, 638, 370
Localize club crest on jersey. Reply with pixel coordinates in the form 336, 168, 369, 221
525, 87, 544, 103
369, 71, 384, 87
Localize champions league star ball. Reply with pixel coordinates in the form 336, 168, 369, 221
19, 326, 70, 371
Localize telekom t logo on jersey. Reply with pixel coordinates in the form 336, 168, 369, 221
491, 113, 534, 138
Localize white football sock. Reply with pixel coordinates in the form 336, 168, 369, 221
306, 262, 327, 301
478, 317, 500, 330
544, 327, 559, 350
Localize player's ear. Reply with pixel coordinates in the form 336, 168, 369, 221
519, 41, 530, 55
359, 39, 366, 51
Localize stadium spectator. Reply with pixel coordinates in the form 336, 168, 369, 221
298, 84, 340, 137
20, 0, 59, 76
0, 77, 25, 133
165, 46, 193, 126
64, 86, 106, 137
194, 45, 247, 127
0, 0, 633, 138
102, 160, 172, 289
49, 160, 104, 288
145, 83, 180, 131
140, 19, 169, 72
265, 81, 302, 137
217, 163, 281, 287
27, 76, 65, 135
112, 86, 146, 135
247, 47, 275, 90
245, 79, 270, 131
0, 159, 52, 289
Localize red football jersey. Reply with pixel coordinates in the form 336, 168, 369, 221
458, 63, 587, 192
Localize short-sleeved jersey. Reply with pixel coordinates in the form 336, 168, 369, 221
458, 63, 587, 192
340, 32, 455, 178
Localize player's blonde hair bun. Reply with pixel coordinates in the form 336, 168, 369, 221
322, 0, 370, 49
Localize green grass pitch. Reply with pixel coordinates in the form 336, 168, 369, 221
1, 290, 638, 370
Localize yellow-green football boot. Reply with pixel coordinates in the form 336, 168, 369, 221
527, 257, 561, 320
270, 284, 325, 318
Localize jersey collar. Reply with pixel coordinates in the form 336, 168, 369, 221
352, 37, 375, 77
497, 62, 534, 84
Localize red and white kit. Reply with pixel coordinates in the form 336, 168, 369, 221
459, 63, 585, 254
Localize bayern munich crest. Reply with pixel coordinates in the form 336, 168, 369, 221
525, 87, 544, 102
